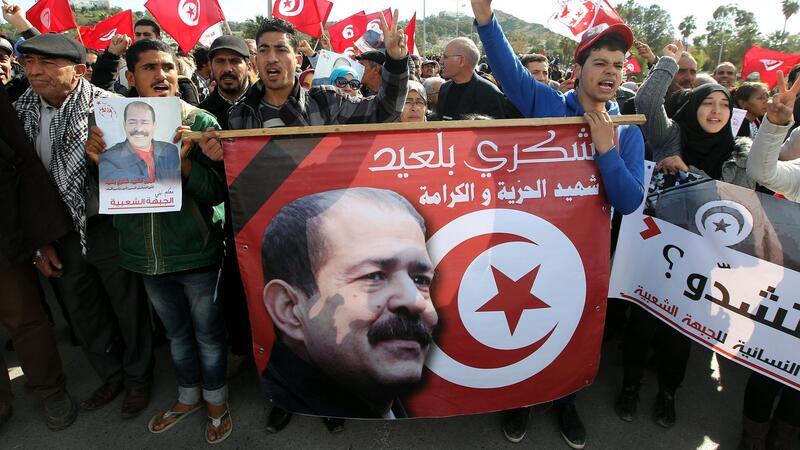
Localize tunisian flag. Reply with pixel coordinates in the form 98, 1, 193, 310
623, 57, 641, 74
546, 0, 624, 42
145, 0, 225, 53
327, 11, 367, 55
742, 46, 800, 89
272, 0, 333, 38
78, 10, 134, 51
405, 13, 417, 56
26, 0, 78, 34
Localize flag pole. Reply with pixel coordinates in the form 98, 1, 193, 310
222, 19, 233, 35
422, 0, 426, 56
267, 0, 273, 18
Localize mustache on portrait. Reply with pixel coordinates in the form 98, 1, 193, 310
367, 312, 433, 346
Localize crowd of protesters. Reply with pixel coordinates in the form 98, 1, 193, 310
1, 0, 799, 447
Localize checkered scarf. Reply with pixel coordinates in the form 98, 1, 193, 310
14, 78, 113, 252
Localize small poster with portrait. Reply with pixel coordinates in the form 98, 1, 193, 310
94, 97, 182, 214
312, 50, 364, 87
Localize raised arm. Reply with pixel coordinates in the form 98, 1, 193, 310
472, 0, 564, 118
747, 71, 800, 200
635, 42, 685, 171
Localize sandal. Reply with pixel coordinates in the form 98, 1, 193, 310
205, 407, 233, 444
147, 403, 203, 434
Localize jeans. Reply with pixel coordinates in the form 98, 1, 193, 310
143, 268, 227, 405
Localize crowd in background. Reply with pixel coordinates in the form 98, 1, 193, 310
1, 0, 800, 447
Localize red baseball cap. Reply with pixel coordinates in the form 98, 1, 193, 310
574, 23, 634, 62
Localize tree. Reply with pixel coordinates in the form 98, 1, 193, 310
614, 0, 675, 51
695, 5, 761, 71
678, 15, 696, 46
242, 15, 266, 41
782, 0, 799, 35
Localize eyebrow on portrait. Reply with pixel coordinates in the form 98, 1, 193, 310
345, 258, 434, 275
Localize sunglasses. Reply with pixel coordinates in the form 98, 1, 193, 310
334, 77, 361, 89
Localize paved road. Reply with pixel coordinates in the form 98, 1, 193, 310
2, 298, 797, 449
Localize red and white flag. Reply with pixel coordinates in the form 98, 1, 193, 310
327, 11, 367, 55
144, 0, 225, 53
78, 10, 134, 51
26, 0, 78, 34
742, 46, 800, 89
272, 0, 332, 38
546, 0, 624, 42
623, 57, 641, 74
363, 8, 393, 34
405, 12, 417, 56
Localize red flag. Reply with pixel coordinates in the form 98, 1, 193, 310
363, 8, 393, 35
78, 10, 134, 51
145, 0, 225, 53
547, 0, 623, 42
623, 57, 641, 74
26, 0, 78, 34
742, 46, 800, 89
405, 13, 417, 56
327, 11, 367, 55
272, 0, 328, 38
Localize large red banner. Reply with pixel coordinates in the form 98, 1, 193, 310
223, 122, 610, 418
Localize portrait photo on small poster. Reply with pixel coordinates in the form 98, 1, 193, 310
95, 97, 182, 214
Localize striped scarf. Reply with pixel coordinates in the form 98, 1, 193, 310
14, 78, 113, 252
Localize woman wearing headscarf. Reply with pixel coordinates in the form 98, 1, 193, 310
742, 71, 800, 449
400, 80, 428, 123
327, 66, 362, 98
614, 41, 745, 429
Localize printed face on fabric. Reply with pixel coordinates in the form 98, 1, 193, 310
262, 189, 439, 398
124, 102, 156, 149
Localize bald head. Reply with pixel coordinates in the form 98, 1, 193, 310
441, 38, 480, 83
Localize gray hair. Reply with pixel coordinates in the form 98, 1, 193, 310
423, 77, 445, 95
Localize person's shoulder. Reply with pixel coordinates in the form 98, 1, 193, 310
181, 100, 220, 131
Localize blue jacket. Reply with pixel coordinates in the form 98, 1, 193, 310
99, 139, 180, 183
477, 16, 645, 214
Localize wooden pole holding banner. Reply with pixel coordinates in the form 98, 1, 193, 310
185, 115, 646, 140
222, 19, 233, 35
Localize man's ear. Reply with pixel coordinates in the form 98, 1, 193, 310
74, 63, 87, 79
125, 69, 135, 87
263, 280, 306, 343
296, 54, 303, 67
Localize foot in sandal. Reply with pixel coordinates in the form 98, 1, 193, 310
147, 401, 204, 434
205, 403, 232, 444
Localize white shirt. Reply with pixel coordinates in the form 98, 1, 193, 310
34, 97, 58, 173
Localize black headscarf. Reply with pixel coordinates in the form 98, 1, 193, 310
672, 83, 735, 180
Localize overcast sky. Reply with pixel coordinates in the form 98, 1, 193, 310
7, 0, 798, 37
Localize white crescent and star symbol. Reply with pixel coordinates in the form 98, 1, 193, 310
425, 209, 586, 389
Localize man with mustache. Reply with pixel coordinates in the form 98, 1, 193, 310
99, 101, 179, 182
198, 36, 251, 130
261, 188, 438, 418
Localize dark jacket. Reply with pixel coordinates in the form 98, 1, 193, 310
263, 340, 408, 419
100, 139, 180, 182
198, 87, 241, 131
436, 72, 521, 120
228, 55, 409, 129
0, 83, 72, 271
